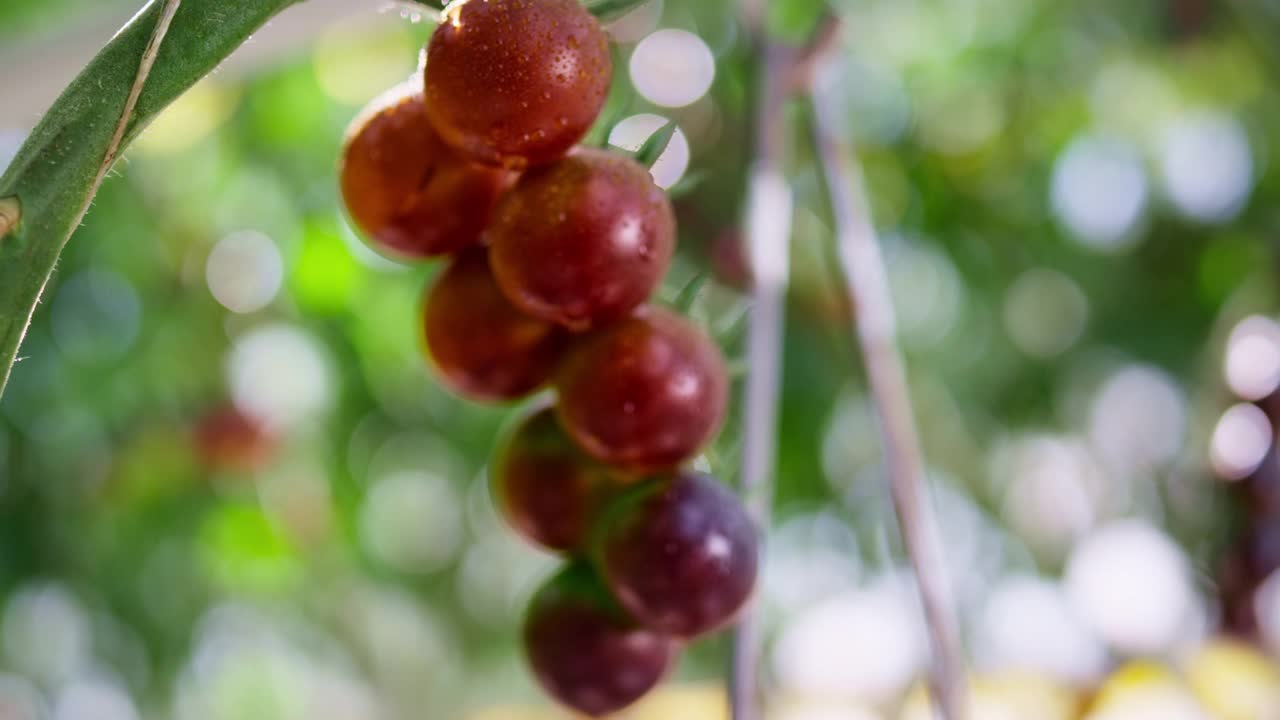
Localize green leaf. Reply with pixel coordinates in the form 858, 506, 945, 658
715, 307, 750, 346
585, 0, 655, 22
632, 121, 678, 169
400, 0, 447, 10
673, 272, 709, 314
0, 0, 303, 398
666, 171, 707, 199
726, 358, 748, 380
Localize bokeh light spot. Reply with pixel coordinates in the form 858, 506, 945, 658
975, 575, 1107, 685
1088, 365, 1186, 476
629, 29, 716, 108
457, 532, 556, 627
1225, 315, 1280, 401
1160, 111, 1253, 223
885, 237, 966, 348
815, 57, 911, 146
1051, 135, 1148, 251
135, 81, 239, 155
227, 324, 334, 432
1210, 403, 1272, 481
772, 576, 926, 704
1003, 269, 1089, 358
206, 230, 284, 314
764, 511, 862, 614
1065, 520, 1197, 656
821, 393, 883, 500
996, 435, 1105, 559
177, 605, 310, 720
0, 674, 43, 720
1090, 61, 1179, 138
2, 584, 90, 685
1253, 569, 1280, 657
360, 471, 462, 575
917, 79, 1005, 156
607, 114, 690, 189
343, 587, 459, 699
50, 269, 142, 364
52, 677, 138, 720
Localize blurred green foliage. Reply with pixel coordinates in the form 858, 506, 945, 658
1, 0, 1280, 718
0, 0, 135, 41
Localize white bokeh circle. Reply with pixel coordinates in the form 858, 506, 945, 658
608, 114, 691, 189
629, 29, 716, 108
206, 230, 284, 314
1051, 135, 1148, 251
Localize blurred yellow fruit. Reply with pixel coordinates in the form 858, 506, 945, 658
1086, 661, 1207, 720
1185, 639, 1280, 720
899, 672, 1076, 720
465, 705, 565, 720
770, 693, 884, 720
627, 684, 728, 720
461, 686, 726, 720
134, 80, 240, 154
1092, 661, 1179, 704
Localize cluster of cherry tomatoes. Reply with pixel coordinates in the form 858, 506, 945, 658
339, 0, 759, 714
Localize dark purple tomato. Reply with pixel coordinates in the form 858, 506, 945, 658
491, 405, 621, 552
524, 563, 678, 717
489, 148, 676, 331
424, 0, 612, 169
555, 307, 727, 471
594, 471, 758, 638
423, 249, 568, 402
340, 83, 514, 260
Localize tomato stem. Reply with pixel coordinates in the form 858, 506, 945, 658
0, 0, 304, 398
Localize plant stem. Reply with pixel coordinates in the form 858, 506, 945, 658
585, 0, 656, 21
0, 197, 18, 239
806, 88, 969, 720
0, 0, 305, 398
728, 25, 794, 720
93, 0, 184, 195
